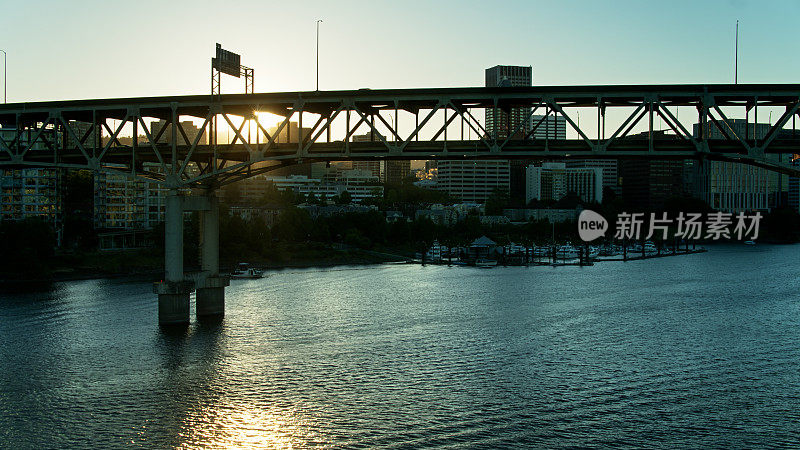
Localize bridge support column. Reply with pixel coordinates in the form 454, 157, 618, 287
154, 190, 192, 326
196, 192, 229, 317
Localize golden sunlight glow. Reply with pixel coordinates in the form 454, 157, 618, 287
253, 112, 285, 133
177, 401, 320, 449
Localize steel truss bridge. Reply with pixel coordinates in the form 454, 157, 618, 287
1, 84, 799, 191
2, 84, 799, 325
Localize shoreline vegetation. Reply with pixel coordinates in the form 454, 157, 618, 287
0, 245, 411, 287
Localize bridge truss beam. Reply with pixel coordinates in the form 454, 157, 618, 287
0, 84, 799, 188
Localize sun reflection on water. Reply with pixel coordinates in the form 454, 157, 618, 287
177, 401, 321, 449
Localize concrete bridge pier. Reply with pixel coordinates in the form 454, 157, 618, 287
154, 190, 192, 325
196, 193, 229, 317
153, 190, 229, 325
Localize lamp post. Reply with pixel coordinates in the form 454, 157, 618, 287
734, 20, 739, 84
0, 50, 6, 103
316, 20, 323, 91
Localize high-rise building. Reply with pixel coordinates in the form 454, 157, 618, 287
566, 159, 619, 195
93, 166, 166, 230
437, 65, 532, 203
526, 162, 602, 204
618, 159, 686, 210
436, 160, 510, 203
67, 121, 100, 149
384, 160, 411, 185
351, 133, 383, 179
509, 114, 569, 199
149, 120, 208, 145
0, 127, 63, 245
89, 120, 187, 231
485, 65, 533, 138
529, 114, 567, 140
789, 159, 800, 212
692, 120, 784, 212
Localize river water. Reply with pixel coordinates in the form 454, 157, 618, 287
2, 244, 800, 447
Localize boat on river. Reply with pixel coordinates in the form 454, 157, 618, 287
475, 258, 498, 268
231, 263, 265, 279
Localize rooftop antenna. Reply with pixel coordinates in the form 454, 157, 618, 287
734, 20, 739, 84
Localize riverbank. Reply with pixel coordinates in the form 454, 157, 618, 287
0, 245, 411, 287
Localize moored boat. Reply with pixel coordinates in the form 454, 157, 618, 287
556, 244, 579, 259
475, 258, 498, 268
231, 263, 265, 279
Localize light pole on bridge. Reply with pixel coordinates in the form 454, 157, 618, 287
0, 49, 6, 103
316, 19, 323, 91
734, 20, 739, 84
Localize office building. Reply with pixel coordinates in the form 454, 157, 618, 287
525, 162, 602, 204
437, 65, 531, 203
693, 120, 784, 212
225, 167, 383, 205
618, 159, 686, 210
566, 159, 619, 195
789, 159, 800, 212
530, 114, 567, 140
384, 160, 411, 185
507, 114, 569, 199
485, 65, 533, 138
351, 133, 383, 179
436, 160, 510, 203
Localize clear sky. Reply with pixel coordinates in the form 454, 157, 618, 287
2, 0, 799, 102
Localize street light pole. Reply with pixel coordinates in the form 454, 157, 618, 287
316, 20, 323, 91
734, 20, 739, 84
0, 50, 6, 103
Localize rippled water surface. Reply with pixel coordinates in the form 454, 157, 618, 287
3, 244, 800, 447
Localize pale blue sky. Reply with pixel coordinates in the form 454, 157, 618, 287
2, 0, 799, 102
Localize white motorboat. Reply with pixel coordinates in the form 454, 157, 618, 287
556, 244, 579, 259
475, 258, 498, 268
231, 263, 265, 279
532, 246, 551, 257
425, 240, 444, 263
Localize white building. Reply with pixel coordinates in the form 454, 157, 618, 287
265, 170, 383, 204
530, 114, 567, 140
526, 162, 602, 204
436, 160, 510, 203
